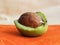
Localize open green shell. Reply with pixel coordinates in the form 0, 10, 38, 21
14, 12, 48, 36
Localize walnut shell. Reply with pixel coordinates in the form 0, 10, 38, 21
18, 12, 42, 28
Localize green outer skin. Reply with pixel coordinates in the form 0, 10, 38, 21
14, 12, 48, 36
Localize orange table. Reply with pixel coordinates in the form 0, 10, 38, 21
0, 25, 60, 45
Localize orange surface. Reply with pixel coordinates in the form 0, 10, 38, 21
0, 25, 60, 45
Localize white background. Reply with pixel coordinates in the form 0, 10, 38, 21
0, 0, 60, 25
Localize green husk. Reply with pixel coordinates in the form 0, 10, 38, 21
14, 12, 48, 36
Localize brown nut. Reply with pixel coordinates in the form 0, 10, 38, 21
18, 12, 43, 28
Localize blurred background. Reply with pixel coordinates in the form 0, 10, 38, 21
0, 0, 60, 25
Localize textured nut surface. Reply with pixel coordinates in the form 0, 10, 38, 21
18, 12, 42, 28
